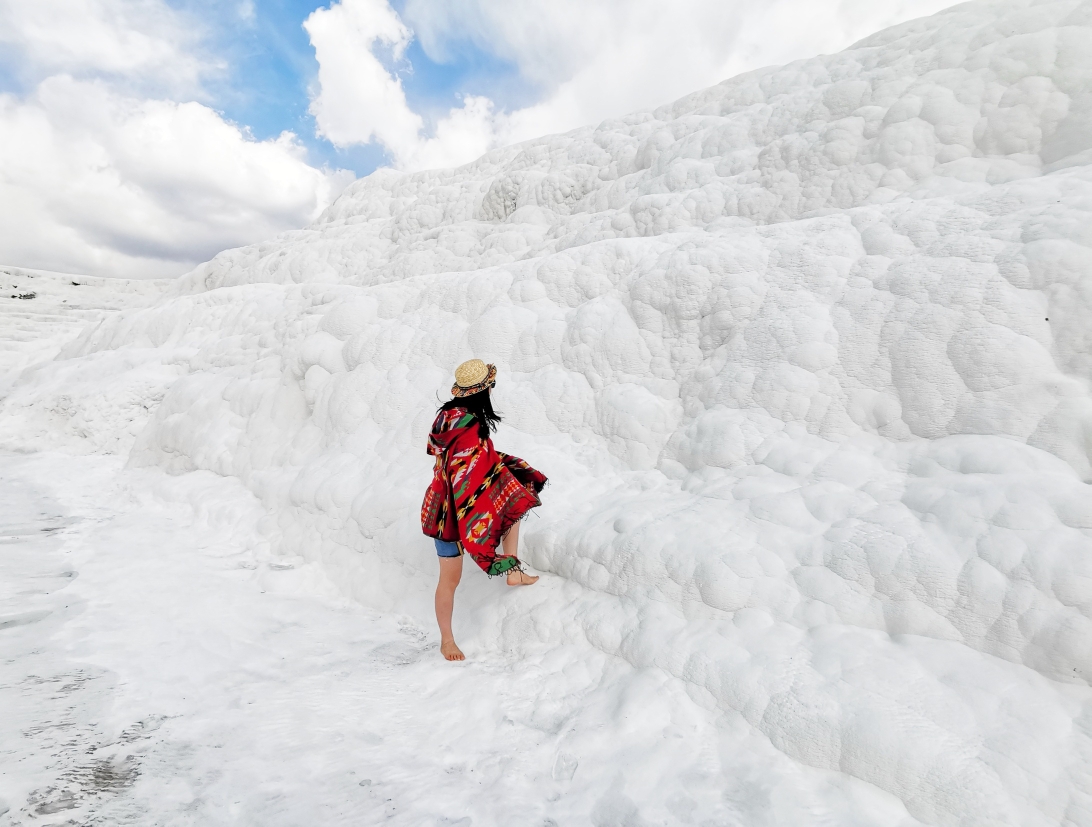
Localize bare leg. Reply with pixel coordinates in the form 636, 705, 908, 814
435, 555, 465, 660
501, 520, 520, 557
500, 522, 539, 586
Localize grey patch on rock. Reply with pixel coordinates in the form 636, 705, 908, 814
28, 786, 79, 815
119, 715, 169, 742
66, 756, 140, 795
552, 752, 578, 782
0, 609, 51, 631
370, 641, 425, 667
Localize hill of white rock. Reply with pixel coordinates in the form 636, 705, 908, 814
3, 1, 1092, 824
0, 267, 166, 376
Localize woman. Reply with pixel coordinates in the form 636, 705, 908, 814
421, 359, 547, 661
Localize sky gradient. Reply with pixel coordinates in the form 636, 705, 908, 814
0, 0, 956, 278
158, 0, 529, 176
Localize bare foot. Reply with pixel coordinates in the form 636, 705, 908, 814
440, 639, 465, 661
507, 568, 539, 586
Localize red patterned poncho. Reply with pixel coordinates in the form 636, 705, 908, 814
421, 407, 547, 576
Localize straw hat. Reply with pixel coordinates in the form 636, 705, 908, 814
451, 359, 497, 398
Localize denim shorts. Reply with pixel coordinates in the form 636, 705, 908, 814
434, 539, 461, 557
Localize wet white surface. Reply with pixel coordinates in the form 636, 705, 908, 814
0, 454, 926, 825
4, 2, 1092, 823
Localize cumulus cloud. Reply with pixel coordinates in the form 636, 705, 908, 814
305, 0, 420, 153
477, 0, 962, 143
305, 0, 496, 171
310, 0, 957, 170
0, 77, 351, 278
0, 0, 960, 276
0, 0, 352, 278
0, 0, 203, 90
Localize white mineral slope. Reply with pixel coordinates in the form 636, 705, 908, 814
0, 267, 167, 376
3, 0, 1092, 824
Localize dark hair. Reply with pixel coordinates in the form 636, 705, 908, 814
440, 388, 501, 439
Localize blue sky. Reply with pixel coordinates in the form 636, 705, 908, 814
0, 0, 954, 277
166, 0, 531, 177
0, 0, 529, 177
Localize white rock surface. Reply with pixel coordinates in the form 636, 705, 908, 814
0, 451, 928, 826
3, 1, 1092, 824
0, 267, 167, 374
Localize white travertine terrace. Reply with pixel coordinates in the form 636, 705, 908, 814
3, 1, 1092, 823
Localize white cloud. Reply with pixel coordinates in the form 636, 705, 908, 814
305, 0, 499, 172
304, 0, 421, 153
409, 95, 497, 171
310, 0, 957, 170
0, 78, 351, 279
0, 0, 204, 91
405, 0, 961, 141
0, 0, 961, 277
0, 0, 353, 279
